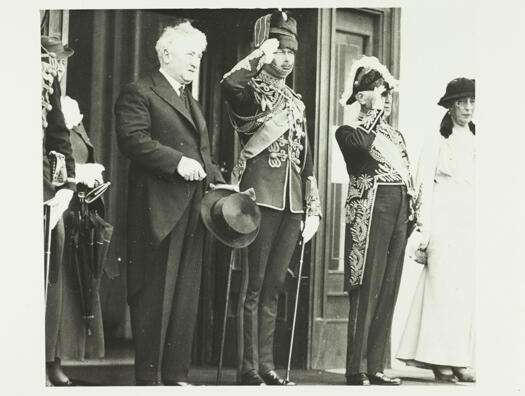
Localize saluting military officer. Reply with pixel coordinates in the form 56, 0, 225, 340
221, 10, 322, 386
335, 56, 415, 386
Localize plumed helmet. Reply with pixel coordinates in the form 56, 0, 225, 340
253, 10, 298, 52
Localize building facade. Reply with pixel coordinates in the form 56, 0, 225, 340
41, 7, 401, 370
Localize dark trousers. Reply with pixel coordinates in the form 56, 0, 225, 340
242, 207, 302, 374
129, 185, 204, 384
45, 218, 65, 362
346, 185, 408, 375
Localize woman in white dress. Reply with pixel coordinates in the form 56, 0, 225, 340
396, 78, 476, 383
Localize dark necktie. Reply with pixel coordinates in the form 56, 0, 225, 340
179, 85, 191, 114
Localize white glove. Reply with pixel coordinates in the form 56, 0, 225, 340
177, 156, 206, 181
45, 188, 74, 230
371, 84, 387, 110
302, 215, 320, 244
259, 38, 280, 64
75, 163, 105, 188
359, 84, 386, 111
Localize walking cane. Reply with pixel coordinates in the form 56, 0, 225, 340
285, 237, 306, 382
44, 204, 52, 307
217, 248, 237, 385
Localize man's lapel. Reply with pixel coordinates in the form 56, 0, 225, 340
72, 123, 94, 150
187, 93, 208, 140
150, 71, 197, 130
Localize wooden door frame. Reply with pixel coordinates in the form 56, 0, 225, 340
308, 7, 401, 369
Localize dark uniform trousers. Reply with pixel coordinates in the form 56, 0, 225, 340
346, 185, 408, 375
129, 183, 204, 384
242, 205, 302, 375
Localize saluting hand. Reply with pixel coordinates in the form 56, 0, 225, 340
260, 38, 280, 63
177, 156, 207, 182
360, 85, 386, 111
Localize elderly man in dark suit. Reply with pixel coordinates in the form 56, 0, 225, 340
115, 20, 223, 386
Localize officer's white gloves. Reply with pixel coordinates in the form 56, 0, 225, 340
302, 215, 320, 244
260, 38, 280, 64
45, 188, 74, 230
75, 163, 105, 188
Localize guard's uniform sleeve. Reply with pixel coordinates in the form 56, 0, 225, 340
334, 108, 384, 152
115, 82, 185, 178
45, 77, 76, 191
220, 48, 269, 117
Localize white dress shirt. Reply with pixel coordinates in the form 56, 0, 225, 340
159, 68, 184, 96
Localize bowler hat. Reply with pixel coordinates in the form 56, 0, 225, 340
201, 186, 261, 248
438, 77, 475, 108
41, 34, 74, 60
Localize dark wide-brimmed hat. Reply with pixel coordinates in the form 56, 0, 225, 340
201, 186, 261, 248
438, 77, 475, 108
253, 10, 298, 51
41, 34, 74, 59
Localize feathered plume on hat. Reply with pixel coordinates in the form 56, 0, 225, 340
339, 55, 399, 106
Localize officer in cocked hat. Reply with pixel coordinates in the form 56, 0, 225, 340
335, 56, 415, 386
221, 10, 321, 385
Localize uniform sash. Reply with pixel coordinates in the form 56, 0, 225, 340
231, 109, 289, 184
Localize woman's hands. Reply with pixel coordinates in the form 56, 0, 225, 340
407, 227, 430, 264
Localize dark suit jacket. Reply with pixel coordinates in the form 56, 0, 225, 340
115, 70, 222, 299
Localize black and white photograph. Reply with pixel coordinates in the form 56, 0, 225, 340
1, 0, 524, 394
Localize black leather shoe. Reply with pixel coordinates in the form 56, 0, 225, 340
49, 378, 75, 386
368, 372, 402, 385
346, 372, 370, 385
261, 370, 296, 385
240, 370, 266, 385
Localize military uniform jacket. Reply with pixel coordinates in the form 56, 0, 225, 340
335, 109, 414, 290
221, 49, 321, 216
43, 77, 76, 201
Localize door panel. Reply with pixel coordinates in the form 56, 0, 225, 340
310, 8, 399, 369
326, 9, 375, 292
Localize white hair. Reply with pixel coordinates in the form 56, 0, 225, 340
155, 21, 207, 64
